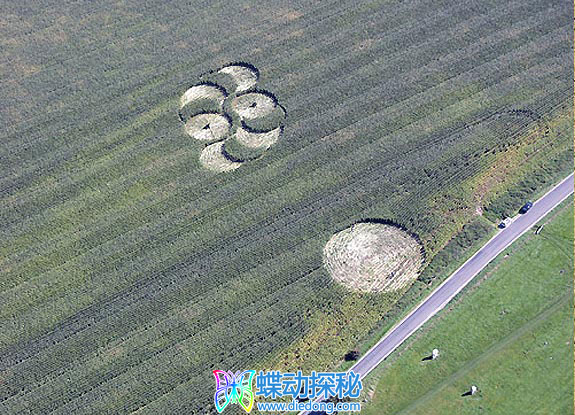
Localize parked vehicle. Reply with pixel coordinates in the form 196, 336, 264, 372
498, 217, 512, 229
519, 201, 533, 214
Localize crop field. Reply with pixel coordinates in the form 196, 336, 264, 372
0, 0, 572, 413
362, 201, 574, 415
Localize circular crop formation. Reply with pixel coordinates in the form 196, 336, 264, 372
323, 222, 424, 294
178, 63, 286, 172
184, 113, 231, 142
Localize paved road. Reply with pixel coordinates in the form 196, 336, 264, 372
301, 173, 573, 414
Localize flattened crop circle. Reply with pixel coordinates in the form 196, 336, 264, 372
180, 83, 226, 108
218, 64, 259, 93
231, 92, 277, 119
199, 142, 243, 172
235, 125, 280, 149
178, 63, 285, 172
323, 222, 423, 293
184, 113, 231, 142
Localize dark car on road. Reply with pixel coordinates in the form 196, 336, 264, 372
498, 217, 512, 229
519, 201, 533, 214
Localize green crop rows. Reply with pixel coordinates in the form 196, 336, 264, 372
0, 0, 572, 413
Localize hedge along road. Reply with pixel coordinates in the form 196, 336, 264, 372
301, 172, 574, 415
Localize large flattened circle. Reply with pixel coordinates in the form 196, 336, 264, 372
323, 222, 423, 293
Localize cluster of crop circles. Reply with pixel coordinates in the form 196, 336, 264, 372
178, 63, 286, 172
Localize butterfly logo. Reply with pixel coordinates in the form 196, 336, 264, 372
213, 369, 256, 413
